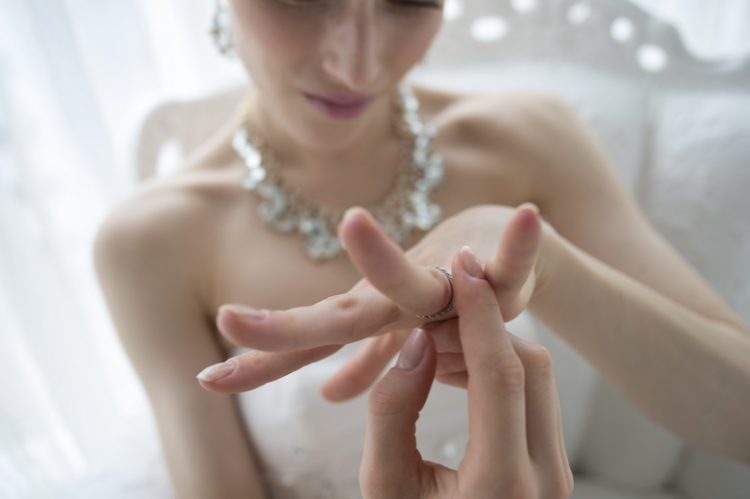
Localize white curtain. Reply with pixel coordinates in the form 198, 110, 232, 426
1, 1, 748, 497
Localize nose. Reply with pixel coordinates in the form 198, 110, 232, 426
321, 7, 381, 91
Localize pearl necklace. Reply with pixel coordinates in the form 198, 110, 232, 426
232, 83, 445, 262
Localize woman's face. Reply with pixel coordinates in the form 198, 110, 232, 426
229, 0, 444, 151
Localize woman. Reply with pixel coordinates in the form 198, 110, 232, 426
93, 0, 750, 497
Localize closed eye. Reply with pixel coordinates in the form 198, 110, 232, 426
278, 0, 442, 9
399, 0, 442, 8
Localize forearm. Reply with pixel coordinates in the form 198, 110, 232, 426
155, 400, 269, 499
165, 435, 269, 499
172, 475, 267, 499
169, 457, 268, 499
529, 232, 750, 464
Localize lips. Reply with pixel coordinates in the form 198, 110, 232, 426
302, 91, 375, 119
306, 92, 372, 105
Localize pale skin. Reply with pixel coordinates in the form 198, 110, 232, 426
92, 0, 750, 497
360, 247, 573, 499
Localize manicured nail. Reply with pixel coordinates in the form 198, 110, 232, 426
397, 328, 428, 371
459, 245, 483, 278
343, 206, 368, 223
221, 304, 267, 321
196, 358, 237, 382
519, 202, 540, 215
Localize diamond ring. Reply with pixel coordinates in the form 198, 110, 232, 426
417, 266, 455, 320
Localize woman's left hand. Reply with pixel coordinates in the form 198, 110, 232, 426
319, 203, 553, 400
199, 203, 559, 396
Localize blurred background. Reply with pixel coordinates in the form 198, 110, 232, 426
1, 1, 749, 498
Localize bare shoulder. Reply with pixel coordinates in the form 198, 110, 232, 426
434, 88, 581, 155
419, 85, 584, 204
447, 88, 630, 225
96, 180, 196, 256
93, 172, 229, 305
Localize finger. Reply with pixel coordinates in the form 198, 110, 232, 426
433, 329, 548, 383
555, 386, 574, 491
512, 339, 568, 470
362, 329, 437, 495
425, 319, 462, 353
485, 203, 542, 310
321, 330, 407, 402
436, 352, 466, 376
197, 344, 341, 393
429, 318, 539, 356
436, 372, 467, 388
217, 283, 410, 351
339, 206, 454, 318
453, 245, 528, 467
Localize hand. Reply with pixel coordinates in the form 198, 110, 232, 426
323, 203, 549, 397
360, 247, 573, 499
197, 203, 556, 396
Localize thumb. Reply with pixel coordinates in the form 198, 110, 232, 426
361, 328, 436, 492
485, 202, 543, 313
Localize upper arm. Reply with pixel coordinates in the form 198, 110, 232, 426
93, 192, 266, 499
520, 94, 747, 332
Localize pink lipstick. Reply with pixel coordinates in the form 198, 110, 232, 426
303, 92, 374, 119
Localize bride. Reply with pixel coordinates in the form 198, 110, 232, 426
93, 0, 750, 497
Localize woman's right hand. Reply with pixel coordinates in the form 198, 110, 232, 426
360, 246, 573, 499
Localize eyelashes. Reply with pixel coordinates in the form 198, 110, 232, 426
276, 0, 443, 11
397, 0, 443, 8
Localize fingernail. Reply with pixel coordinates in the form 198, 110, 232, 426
343, 206, 368, 223
397, 328, 428, 371
221, 304, 267, 321
196, 358, 237, 382
519, 202, 540, 215
459, 245, 483, 278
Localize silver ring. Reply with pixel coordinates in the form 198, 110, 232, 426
418, 266, 455, 320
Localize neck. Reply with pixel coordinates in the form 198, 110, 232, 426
245, 87, 407, 206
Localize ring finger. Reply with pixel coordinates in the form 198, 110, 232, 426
339, 207, 454, 319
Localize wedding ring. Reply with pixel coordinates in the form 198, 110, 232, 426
417, 266, 455, 320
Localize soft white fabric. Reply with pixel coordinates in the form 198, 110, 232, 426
674, 451, 750, 499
